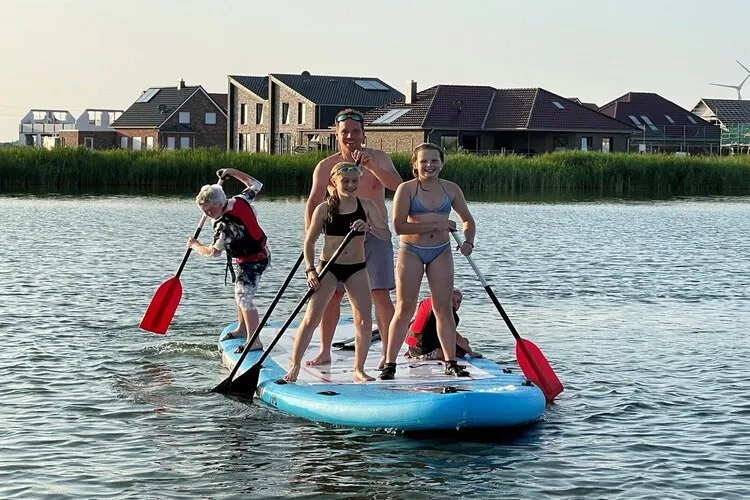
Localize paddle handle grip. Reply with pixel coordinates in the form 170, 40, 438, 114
176, 177, 226, 278
451, 230, 522, 342
256, 230, 359, 366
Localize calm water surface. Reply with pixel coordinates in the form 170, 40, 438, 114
1, 194, 748, 499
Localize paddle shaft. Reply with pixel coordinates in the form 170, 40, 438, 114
175, 177, 226, 278
220, 252, 304, 385
255, 230, 359, 368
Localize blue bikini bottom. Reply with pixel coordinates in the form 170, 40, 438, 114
400, 241, 450, 265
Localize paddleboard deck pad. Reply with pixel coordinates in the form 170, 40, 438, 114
218, 322, 546, 432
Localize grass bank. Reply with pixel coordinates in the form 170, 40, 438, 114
1, 147, 749, 196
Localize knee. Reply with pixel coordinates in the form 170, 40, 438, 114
237, 295, 257, 311
431, 301, 453, 318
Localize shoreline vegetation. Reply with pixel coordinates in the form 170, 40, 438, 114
1, 147, 749, 197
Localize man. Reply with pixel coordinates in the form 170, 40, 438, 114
406, 288, 481, 360
304, 108, 402, 368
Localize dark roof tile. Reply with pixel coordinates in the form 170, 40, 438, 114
697, 98, 750, 124
229, 75, 268, 99
598, 92, 714, 128
112, 86, 201, 128
272, 73, 402, 107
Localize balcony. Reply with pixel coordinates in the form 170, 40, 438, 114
19, 123, 76, 134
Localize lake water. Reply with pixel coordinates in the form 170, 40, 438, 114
1, 193, 748, 499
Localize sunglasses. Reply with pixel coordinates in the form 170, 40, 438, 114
335, 112, 364, 123
332, 164, 362, 175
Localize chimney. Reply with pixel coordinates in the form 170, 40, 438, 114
405, 80, 417, 104
178, 78, 186, 90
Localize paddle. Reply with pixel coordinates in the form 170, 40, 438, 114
140, 177, 226, 335
451, 230, 563, 403
332, 329, 380, 350
212, 251, 304, 394
227, 229, 359, 396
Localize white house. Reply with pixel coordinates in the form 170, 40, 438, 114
18, 109, 76, 148
74, 109, 124, 131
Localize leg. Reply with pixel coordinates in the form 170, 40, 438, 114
284, 274, 338, 382
365, 233, 396, 369
307, 287, 345, 366
234, 260, 268, 353
425, 248, 456, 361
381, 247, 425, 379
343, 269, 375, 382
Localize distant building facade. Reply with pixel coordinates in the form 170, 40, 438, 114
692, 99, 750, 154
18, 109, 76, 148
361, 82, 636, 155
227, 72, 403, 154
58, 109, 124, 149
599, 92, 721, 154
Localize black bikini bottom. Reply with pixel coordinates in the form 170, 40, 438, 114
319, 260, 367, 283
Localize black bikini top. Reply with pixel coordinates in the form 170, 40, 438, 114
324, 197, 367, 236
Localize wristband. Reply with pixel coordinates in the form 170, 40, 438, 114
465, 241, 474, 247
305, 266, 317, 274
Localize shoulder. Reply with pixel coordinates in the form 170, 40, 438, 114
365, 148, 392, 164
441, 180, 463, 197
314, 154, 339, 175
394, 179, 417, 195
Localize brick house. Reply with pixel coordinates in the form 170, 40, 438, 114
362, 82, 637, 154
227, 72, 402, 154
58, 109, 123, 149
598, 92, 720, 154
110, 79, 227, 150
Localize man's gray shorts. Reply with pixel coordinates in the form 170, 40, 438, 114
336, 232, 395, 291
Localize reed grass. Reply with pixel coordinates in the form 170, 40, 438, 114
1, 147, 749, 196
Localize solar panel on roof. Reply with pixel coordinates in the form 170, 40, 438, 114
372, 108, 410, 124
355, 80, 388, 91
136, 88, 160, 103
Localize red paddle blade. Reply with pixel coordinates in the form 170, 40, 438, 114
139, 277, 183, 335
515, 338, 564, 403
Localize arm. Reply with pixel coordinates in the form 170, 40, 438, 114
303, 203, 327, 288
392, 184, 456, 236
359, 149, 402, 192
216, 168, 262, 192
361, 199, 390, 241
305, 160, 331, 231
186, 237, 222, 258
448, 182, 476, 254
455, 332, 481, 358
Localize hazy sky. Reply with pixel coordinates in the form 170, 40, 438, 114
2, 0, 749, 142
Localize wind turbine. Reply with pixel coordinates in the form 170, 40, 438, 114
710, 60, 750, 99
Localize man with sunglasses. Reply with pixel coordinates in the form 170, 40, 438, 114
304, 108, 403, 368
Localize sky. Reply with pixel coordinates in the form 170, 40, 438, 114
1, 0, 750, 142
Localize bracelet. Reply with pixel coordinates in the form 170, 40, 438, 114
305, 266, 317, 274
465, 241, 474, 247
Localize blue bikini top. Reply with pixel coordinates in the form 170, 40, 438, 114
409, 182, 452, 216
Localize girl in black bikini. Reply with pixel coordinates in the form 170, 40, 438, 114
284, 162, 389, 383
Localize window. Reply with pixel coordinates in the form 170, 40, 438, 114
33, 111, 47, 120
372, 108, 410, 124
664, 115, 675, 124
179, 112, 190, 124
553, 136, 569, 150
167, 137, 176, 150
686, 115, 697, 124
601, 137, 612, 154
441, 135, 458, 153
84, 137, 94, 149
132, 137, 142, 151
256, 133, 267, 153
640, 115, 658, 131
146, 136, 154, 150
240, 104, 247, 125
256, 103, 263, 124
580, 136, 593, 151
282, 103, 290, 124
628, 115, 642, 126
180, 137, 191, 149
552, 101, 565, 109
354, 79, 389, 90
298, 102, 305, 125
205, 112, 216, 125
136, 88, 160, 103
120, 136, 128, 149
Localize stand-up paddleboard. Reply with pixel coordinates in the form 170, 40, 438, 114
218, 322, 546, 433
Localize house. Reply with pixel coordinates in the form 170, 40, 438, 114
362, 82, 636, 154
691, 99, 750, 154
598, 92, 721, 154
18, 109, 76, 148
58, 109, 124, 149
110, 79, 227, 151
227, 72, 403, 154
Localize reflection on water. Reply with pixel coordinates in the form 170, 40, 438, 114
0, 194, 749, 498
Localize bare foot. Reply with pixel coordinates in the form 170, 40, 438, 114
353, 370, 375, 382
221, 329, 246, 342
377, 355, 386, 370
283, 365, 300, 382
305, 352, 331, 366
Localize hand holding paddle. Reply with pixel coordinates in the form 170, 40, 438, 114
450, 230, 563, 403
140, 177, 226, 335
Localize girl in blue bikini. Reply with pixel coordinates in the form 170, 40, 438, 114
380, 143, 476, 380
